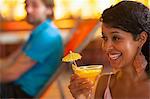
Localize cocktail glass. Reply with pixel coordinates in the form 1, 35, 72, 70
72, 64, 103, 99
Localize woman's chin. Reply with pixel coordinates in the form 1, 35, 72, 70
111, 64, 122, 71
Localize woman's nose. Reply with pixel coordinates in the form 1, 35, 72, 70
103, 40, 114, 52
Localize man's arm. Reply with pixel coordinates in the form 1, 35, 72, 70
0, 52, 36, 83
0, 47, 22, 67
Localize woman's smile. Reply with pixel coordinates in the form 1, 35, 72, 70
107, 51, 122, 68
108, 52, 122, 60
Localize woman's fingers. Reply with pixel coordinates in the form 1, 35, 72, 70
69, 74, 94, 98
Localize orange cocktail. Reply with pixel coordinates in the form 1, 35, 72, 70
72, 64, 103, 83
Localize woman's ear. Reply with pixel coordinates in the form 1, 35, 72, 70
137, 31, 148, 48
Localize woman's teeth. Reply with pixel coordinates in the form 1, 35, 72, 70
109, 54, 121, 60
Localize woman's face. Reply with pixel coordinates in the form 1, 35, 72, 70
101, 23, 140, 70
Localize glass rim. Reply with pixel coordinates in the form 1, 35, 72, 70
78, 65, 103, 69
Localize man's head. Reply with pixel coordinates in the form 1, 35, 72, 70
25, 0, 54, 25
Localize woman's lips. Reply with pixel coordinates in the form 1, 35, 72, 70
108, 53, 122, 60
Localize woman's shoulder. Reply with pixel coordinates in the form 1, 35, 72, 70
95, 72, 115, 98
97, 72, 115, 88
98, 72, 117, 88
99, 72, 115, 80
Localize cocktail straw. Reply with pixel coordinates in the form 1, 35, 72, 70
69, 51, 78, 67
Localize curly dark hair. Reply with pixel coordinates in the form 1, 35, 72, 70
101, 1, 150, 75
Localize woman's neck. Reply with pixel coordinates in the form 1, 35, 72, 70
117, 65, 148, 83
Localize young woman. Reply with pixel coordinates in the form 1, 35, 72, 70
69, 1, 150, 99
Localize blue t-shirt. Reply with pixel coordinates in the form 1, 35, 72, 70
15, 19, 64, 96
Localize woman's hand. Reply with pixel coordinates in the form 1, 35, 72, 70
68, 74, 94, 98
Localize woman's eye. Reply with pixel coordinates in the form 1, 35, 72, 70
113, 36, 120, 41
101, 36, 107, 41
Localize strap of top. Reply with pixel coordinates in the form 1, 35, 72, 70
106, 73, 112, 88
104, 73, 113, 99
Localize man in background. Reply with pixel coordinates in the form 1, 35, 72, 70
0, 0, 64, 98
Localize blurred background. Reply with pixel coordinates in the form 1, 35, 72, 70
0, 0, 149, 98
0, 0, 149, 58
